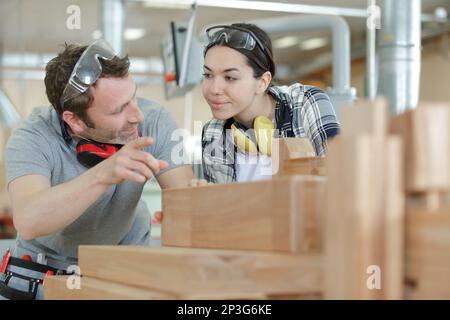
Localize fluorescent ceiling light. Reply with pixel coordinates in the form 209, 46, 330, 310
124, 28, 147, 41
273, 36, 300, 49
142, 0, 192, 9
299, 38, 328, 51
137, 0, 367, 17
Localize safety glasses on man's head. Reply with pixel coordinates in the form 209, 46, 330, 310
60, 39, 117, 109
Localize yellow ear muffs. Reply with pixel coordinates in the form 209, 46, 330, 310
254, 116, 275, 156
231, 116, 275, 156
231, 123, 259, 155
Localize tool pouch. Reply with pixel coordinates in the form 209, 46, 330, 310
0, 257, 59, 300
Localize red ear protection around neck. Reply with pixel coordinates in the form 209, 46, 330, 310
76, 140, 122, 168
59, 117, 141, 168
75, 130, 141, 168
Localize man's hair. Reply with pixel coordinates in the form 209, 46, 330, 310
44, 43, 130, 124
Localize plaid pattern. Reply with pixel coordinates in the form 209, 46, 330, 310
201, 83, 340, 183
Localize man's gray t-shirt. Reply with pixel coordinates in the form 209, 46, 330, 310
5, 98, 181, 269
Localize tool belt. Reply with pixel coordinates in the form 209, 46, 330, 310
0, 256, 70, 300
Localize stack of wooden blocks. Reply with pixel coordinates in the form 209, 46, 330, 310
44, 98, 450, 300
390, 102, 450, 299
45, 171, 327, 299
325, 98, 404, 299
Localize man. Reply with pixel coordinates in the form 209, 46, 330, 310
1, 40, 193, 299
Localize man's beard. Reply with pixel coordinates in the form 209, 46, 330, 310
82, 126, 138, 145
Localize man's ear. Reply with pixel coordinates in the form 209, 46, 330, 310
256, 71, 272, 95
62, 111, 86, 135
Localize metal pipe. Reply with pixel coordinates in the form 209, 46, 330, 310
203, 14, 352, 94
139, 0, 367, 17
101, 0, 125, 54
226, 14, 357, 117
0, 4, 21, 127
0, 89, 22, 127
366, 0, 378, 101
135, 0, 449, 23
377, 0, 421, 114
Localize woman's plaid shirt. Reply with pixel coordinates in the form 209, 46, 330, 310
201, 83, 341, 183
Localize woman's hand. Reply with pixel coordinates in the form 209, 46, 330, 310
151, 179, 210, 224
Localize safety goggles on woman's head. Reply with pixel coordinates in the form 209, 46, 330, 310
205, 25, 266, 53
60, 39, 117, 109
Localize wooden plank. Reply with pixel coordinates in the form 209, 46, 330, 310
277, 157, 327, 176
405, 206, 450, 299
272, 137, 316, 160
44, 275, 176, 300
390, 105, 450, 193
340, 97, 388, 139
162, 176, 326, 253
43, 275, 269, 300
271, 138, 316, 175
325, 98, 408, 299
324, 135, 404, 299
78, 246, 323, 297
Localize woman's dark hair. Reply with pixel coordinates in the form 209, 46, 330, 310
204, 23, 276, 81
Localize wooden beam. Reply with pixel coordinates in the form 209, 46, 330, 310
44, 275, 176, 300
43, 275, 272, 300
405, 206, 450, 299
272, 137, 316, 160
78, 246, 323, 297
269, 137, 326, 177
324, 97, 404, 299
324, 135, 404, 300
277, 157, 327, 176
340, 97, 389, 139
162, 176, 326, 253
390, 104, 450, 193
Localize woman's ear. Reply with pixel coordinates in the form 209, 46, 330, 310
256, 71, 272, 94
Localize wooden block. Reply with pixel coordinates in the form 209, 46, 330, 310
78, 246, 323, 297
277, 157, 327, 176
405, 206, 450, 299
44, 275, 176, 300
324, 135, 404, 299
340, 97, 389, 139
390, 105, 450, 192
43, 275, 268, 300
272, 137, 316, 160
162, 176, 326, 253
406, 192, 448, 212
270, 138, 326, 177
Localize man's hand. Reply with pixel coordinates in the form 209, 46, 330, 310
189, 179, 208, 187
153, 211, 163, 224
95, 137, 168, 185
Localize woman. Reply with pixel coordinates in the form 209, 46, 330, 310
201, 23, 340, 184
